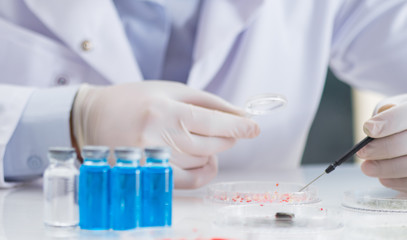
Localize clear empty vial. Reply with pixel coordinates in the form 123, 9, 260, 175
111, 147, 142, 230
79, 146, 110, 230
43, 147, 79, 227
141, 147, 173, 227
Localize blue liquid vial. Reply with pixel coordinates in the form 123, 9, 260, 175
43, 147, 79, 227
79, 146, 110, 230
141, 147, 173, 227
110, 147, 142, 230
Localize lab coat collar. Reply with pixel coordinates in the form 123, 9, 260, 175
188, 0, 265, 90
24, 0, 143, 84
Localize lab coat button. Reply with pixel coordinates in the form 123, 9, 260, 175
56, 76, 69, 85
81, 40, 93, 51
27, 156, 43, 170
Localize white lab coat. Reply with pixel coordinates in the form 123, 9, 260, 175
1, 0, 407, 187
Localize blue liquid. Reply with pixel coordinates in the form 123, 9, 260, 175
110, 166, 141, 230
79, 165, 110, 230
141, 166, 173, 227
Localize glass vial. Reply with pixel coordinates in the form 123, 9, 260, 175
43, 147, 79, 227
141, 147, 173, 227
79, 146, 110, 230
111, 147, 142, 230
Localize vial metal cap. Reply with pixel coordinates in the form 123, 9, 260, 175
114, 147, 142, 161
82, 146, 109, 159
145, 146, 171, 160
48, 147, 76, 161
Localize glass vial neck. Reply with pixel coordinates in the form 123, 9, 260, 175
146, 157, 169, 165
114, 146, 141, 167
50, 158, 75, 166
116, 159, 140, 167
48, 147, 77, 166
83, 158, 108, 165
144, 146, 171, 166
81, 145, 110, 165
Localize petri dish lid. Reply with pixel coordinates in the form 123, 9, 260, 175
342, 188, 407, 213
206, 181, 320, 205
214, 204, 343, 237
245, 93, 287, 116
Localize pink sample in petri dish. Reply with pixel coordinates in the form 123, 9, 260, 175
206, 181, 320, 205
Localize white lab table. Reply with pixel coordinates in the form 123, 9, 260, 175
1, 164, 406, 240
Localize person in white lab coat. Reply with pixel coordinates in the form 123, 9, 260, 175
1, 0, 407, 191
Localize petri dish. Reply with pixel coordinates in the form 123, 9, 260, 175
342, 188, 407, 213
343, 225, 407, 240
214, 205, 343, 238
206, 181, 320, 205
341, 210, 407, 240
121, 225, 249, 240
342, 189, 407, 239
245, 93, 287, 116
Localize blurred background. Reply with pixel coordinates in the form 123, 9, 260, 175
302, 69, 384, 165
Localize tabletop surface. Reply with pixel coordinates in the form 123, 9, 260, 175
1, 164, 406, 240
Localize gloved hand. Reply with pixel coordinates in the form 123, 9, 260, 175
358, 94, 407, 193
72, 81, 260, 189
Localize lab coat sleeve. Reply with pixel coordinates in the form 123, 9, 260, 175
0, 85, 34, 188
329, 0, 407, 95
0, 85, 79, 188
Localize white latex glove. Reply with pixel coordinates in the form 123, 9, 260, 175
358, 94, 407, 193
72, 81, 260, 189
